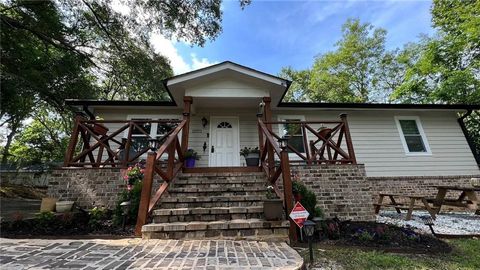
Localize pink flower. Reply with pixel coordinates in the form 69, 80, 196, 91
127, 185, 132, 191
123, 176, 129, 180
140, 169, 145, 174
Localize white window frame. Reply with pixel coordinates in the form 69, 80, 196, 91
394, 116, 432, 156
277, 115, 307, 160
125, 114, 182, 159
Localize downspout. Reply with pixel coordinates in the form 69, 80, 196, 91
458, 110, 480, 167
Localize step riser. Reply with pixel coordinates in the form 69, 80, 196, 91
154, 213, 264, 223
168, 182, 266, 191
161, 201, 264, 208
142, 228, 288, 240
170, 191, 265, 197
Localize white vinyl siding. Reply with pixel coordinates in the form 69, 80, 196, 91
274, 109, 479, 177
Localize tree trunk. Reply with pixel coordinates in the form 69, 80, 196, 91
1, 121, 20, 165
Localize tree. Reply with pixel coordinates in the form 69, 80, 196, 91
278, 67, 311, 102
390, 0, 480, 157
1, 0, 251, 165
308, 19, 387, 103
391, 0, 480, 105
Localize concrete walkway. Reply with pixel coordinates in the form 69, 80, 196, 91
0, 238, 303, 269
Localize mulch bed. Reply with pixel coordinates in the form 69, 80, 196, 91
0, 211, 135, 238
296, 220, 452, 254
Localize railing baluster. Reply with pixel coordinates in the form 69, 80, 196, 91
123, 122, 133, 167
64, 114, 83, 167
302, 124, 311, 165
340, 113, 357, 164
135, 151, 156, 236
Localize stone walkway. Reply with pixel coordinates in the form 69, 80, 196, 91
0, 238, 303, 269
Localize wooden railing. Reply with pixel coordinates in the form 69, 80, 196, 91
263, 113, 357, 166
257, 117, 297, 242
64, 116, 183, 168
135, 119, 187, 235
257, 113, 356, 242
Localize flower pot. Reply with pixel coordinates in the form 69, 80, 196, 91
319, 128, 332, 139
185, 158, 196, 168
92, 123, 108, 136
40, 197, 57, 212
56, 201, 74, 213
245, 153, 260, 166
263, 199, 284, 221
471, 178, 480, 187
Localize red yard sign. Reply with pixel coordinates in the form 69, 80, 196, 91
289, 202, 310, 228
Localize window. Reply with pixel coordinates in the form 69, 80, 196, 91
395, 116, 431, 155
126, 115, 181, 157
278, 115, 306, 154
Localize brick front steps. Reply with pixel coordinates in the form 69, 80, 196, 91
142, 172, 289, 241
142, 219, 289, 241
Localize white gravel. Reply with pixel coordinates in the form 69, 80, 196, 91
377, 210, 480, 235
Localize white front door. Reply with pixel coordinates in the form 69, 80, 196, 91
209, 117, 240, 167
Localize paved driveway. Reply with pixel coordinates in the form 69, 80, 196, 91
0, 238, 303, 269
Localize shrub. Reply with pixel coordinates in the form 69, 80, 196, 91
292, 180, 320, 218
113, 180, 142, 225
88, 207, 107, 230
35, 211, 57, 231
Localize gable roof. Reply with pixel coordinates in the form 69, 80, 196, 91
164, 61, 291, 87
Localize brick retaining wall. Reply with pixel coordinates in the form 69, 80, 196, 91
47, 168, 163, 208
291, 165, 376, 222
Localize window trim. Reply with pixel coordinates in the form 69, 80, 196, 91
394, 116, 432, 156
277, 115, 307, 159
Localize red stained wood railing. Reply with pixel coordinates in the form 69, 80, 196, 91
63, 118, 183, 168
257, 113, 356, 242
134, 119, 187, 235
263, 113, 357, 166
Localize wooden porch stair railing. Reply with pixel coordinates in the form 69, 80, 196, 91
257, 113, 357, 242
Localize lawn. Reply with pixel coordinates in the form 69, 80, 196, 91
301, 238, 480, 270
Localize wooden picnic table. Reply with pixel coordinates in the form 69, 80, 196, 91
374, 193, 437, 221
428, 186, 480, 214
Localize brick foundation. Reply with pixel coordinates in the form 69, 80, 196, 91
291, 165, 376, 222
47, 168, 166, 208
47, 168, 126, 208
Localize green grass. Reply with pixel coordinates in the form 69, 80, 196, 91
301, 239, 480, 270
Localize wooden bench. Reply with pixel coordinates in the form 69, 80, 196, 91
374, 193, 438, 221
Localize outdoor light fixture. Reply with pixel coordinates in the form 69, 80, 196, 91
257, 100, 265, 117
148, 138, 159, 152
120, 201, 131, 231
423, 216, 436, 236
278, 135, 290, 149
201, 117, 208, 128
303, 220, 316, 265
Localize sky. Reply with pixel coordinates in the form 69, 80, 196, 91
152, 0, 435, 76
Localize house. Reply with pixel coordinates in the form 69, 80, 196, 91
52, 61, 480, 241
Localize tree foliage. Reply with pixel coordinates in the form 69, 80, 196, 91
1, 0, 250, 165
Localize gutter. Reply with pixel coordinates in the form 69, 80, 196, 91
458, 110, 480, 167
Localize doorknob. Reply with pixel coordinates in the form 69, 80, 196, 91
211, 145, 215, 153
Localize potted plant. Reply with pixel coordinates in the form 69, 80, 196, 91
184, 149, 200, 168
92, 116, 108, 136
318, 126, 332, 140
240, 147, 260, 166
263, 186, 284, 221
